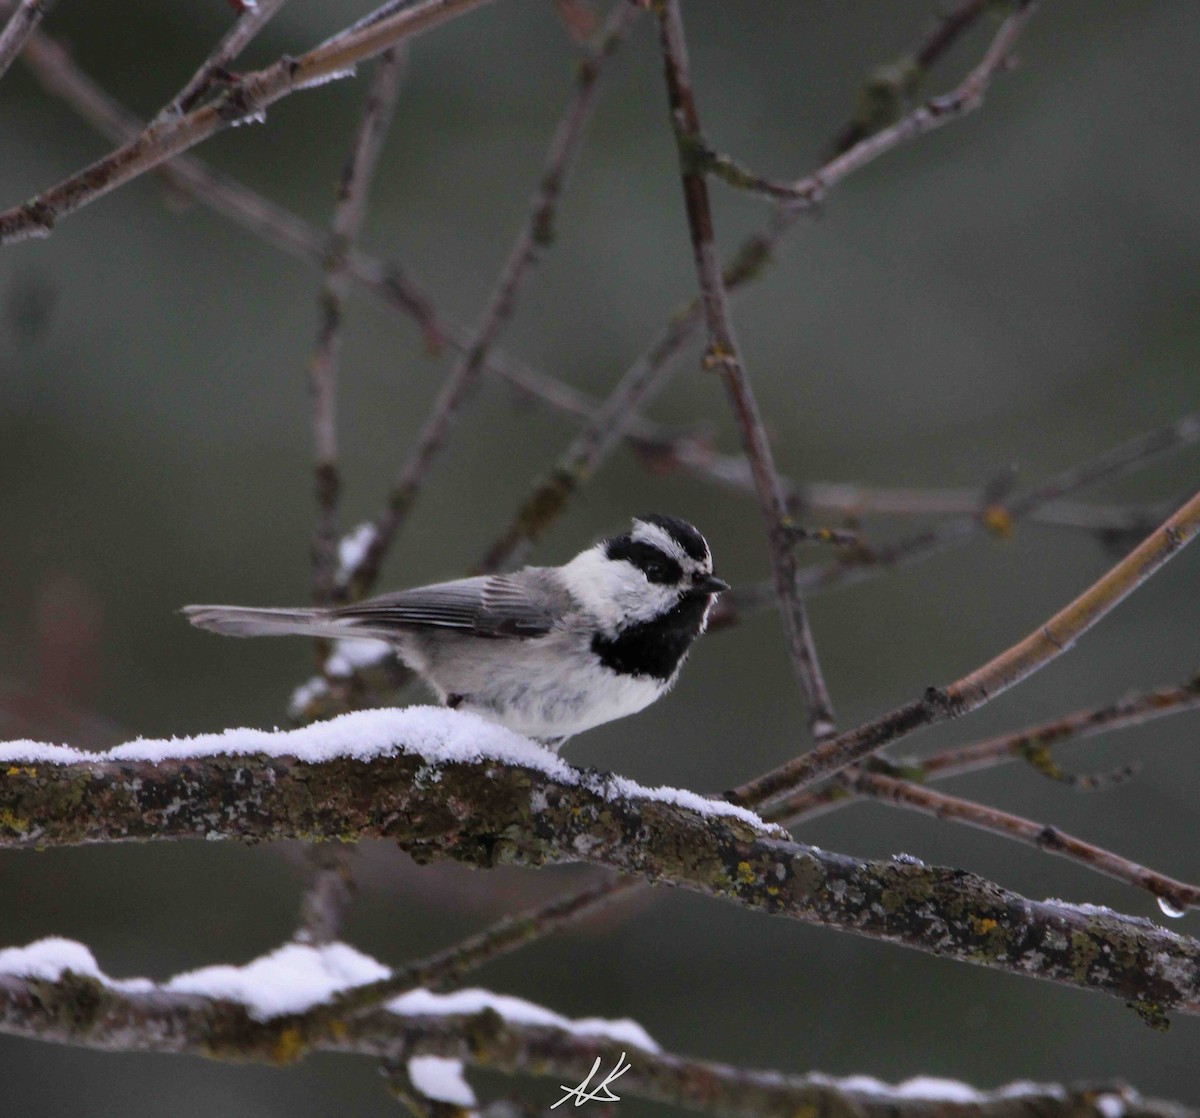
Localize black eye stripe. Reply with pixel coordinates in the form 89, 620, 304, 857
604, 536, 684, 584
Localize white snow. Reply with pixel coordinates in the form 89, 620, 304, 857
166, 942, 389, 1018
294, 66, 357, 93
335, 522, 378, 584
816, 1074, 1073, 1104
0, 938, 657, 1051
0, 707, 781, 836
0, 938, 152, 993
324, 638, 392, 678
407, 1056, 477, 1107
389, 987, 658, 1052
288, 675, 329, 717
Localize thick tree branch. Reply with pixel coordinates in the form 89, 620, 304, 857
0, 947, 1186, 1118
2, 716, 1199, 1021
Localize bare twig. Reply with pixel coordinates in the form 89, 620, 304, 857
478, 1, 1039, 574
653, 0, 836, 739
152, 0, 292, 122
852, 769, 1200, 915
0, 0, 498, 245
344, 3, 637, 600
829, 0, 990, 155
0, 0, 53, 82
699, 2, 1036, 207
310, 49, 406, 606
713, 410, 1200, 626
921, 672, 1200, 780
733, 489, 1200, 806
293, 844, 356, 945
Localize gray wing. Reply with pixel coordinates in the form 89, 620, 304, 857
334, 572, 559, 638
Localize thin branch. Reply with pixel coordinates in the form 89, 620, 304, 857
829, 0, 989, 155
713, 409, 1200, 626
293, 845, 356, 946
17, 22, 1056, 572
343, 3, 637, 600
17, 31, 672, 441
732, 487, 1200, 806
920, 671, 1200, 780
0, 0, 53, 82
852, 769, 1200, 915
4, 734, 1200, 1020
699, 2, 1036, 207
654, 0, 836, 740
310, 49, 406, 607
152, 0, 292, 122
478, 0, 1039, 573
0, 0, 499, 245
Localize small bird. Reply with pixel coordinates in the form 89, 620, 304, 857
183, 514, 728, 748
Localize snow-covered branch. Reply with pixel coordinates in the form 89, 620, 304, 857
3, 708, 1200, 1024
0, 938, 1188, 1118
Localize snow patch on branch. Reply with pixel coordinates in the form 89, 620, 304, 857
408, 1056, 477, 1107
0, 938, 658, 1052
335, 521, 378, 585
166, 942, 388, 1016
0, 938, 152, 994
389, 986, 658, 1051
0, 707, 781, 835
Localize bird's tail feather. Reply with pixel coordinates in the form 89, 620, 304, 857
181, 604, 358, 640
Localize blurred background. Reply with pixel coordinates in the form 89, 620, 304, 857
1, 1, 1199, 1113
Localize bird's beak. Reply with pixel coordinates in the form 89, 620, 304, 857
692, 574, 730, 595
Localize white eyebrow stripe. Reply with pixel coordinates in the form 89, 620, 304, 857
631, 521, 690, 565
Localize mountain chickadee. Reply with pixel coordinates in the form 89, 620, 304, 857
183, 514, 728, 748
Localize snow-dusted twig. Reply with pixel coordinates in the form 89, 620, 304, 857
3, 709, 1200, 1021
732, 488, 1200, 806
152, 0, 292, 122
0, 0, 497, 245
654, 0, 836, 741
310, 49, 406, 606
0, 0, 52, 83
477, 0, 1039, 574
343, 3, 637, 600
0, 938, 1187, 1118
